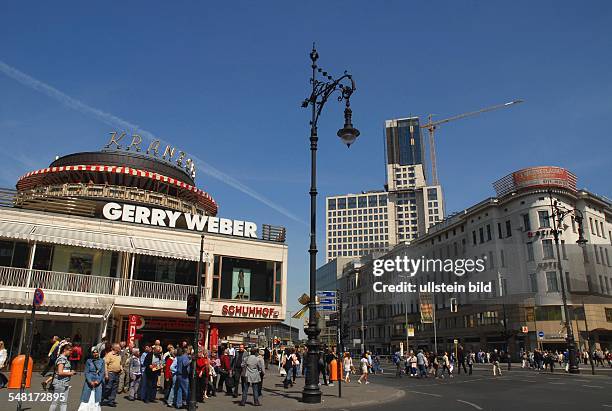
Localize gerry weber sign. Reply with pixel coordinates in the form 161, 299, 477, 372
102, 202, 258, 239
103, 131, 197, 179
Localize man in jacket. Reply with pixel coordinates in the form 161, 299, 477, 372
231, 344, 246, 398
174, 347, 192, 409
240, 348, 264, 406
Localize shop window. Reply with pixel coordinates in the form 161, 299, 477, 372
212, 256, 281, 303
33, 244, 54, 271
134, 254, 197, 286
535, 305, 562, 321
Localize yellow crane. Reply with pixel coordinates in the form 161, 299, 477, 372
421, 99, 524, 185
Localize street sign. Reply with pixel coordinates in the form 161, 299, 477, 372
316, 290, 337, 297
453, 339, 458, 344
319, 298, 336, 304
33, 288, 44, 306
353, 339, 361, 345
318, 304, 337, 312
521, 326, 529, 333
538, 331, 544, 339
407, 327, 415, 337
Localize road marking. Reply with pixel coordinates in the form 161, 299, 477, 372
408, 390, 442, 398
549, 382, 566, 385
602, 405, 612, 408
574, 379, 589, 382
582, 384, 603, 388
456, 399, 484, 410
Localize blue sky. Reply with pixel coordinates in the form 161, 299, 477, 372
1, 1, 611, 320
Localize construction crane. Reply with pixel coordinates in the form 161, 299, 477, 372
421, 99, 524, 185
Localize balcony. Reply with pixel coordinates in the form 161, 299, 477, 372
0, 265, 198, 302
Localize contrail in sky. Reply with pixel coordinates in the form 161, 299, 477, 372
0, 60, 304, 224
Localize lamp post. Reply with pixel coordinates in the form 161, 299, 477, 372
188, 235, 205, 411
301, 44, 359, 404
548, 189, 587, 374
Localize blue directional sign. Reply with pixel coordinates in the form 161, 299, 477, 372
318, 304, 337, 312
537, 331, 545, 338
319, 298, 336, 305
316, 290, 337, 297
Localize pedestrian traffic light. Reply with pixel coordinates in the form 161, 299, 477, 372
186, 293, 197, 317
450, 297, 458, 313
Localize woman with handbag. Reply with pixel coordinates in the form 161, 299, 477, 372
77, 347, 105, 411
48, 343, 75, 411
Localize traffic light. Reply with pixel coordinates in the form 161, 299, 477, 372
186, 293, 197, 317
450, 297, 458, 313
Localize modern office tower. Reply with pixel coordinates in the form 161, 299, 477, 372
325, 116, 445, 261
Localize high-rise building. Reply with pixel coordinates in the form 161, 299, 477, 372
325, 116, 445, 261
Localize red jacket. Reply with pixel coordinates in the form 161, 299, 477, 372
220, 354, 231, 371
164, 357, 174, 380
196, 357, 209, 378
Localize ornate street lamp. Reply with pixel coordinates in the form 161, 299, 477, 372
301, 44, 358, 403
548, 189, 587, 374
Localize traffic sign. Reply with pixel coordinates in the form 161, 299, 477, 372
319, 298, 336, 304
521, 326, 529, 333
318, 304, 337, 312
33, 288, 44, 307
316, 290, 337, 297
407, 327, 415, 337
453, 339, 458, 344
537, 331, 544, 339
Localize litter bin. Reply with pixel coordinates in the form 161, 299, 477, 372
7, 355, 33, 389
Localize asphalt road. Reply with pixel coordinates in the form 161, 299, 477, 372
354, 365, 612, 411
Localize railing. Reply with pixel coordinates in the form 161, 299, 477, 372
0, 265, 198, 302
261, 224, 286, 243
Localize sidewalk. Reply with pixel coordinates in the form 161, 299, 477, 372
0, 369, 404, 411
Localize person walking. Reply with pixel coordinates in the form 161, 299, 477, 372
218, 348, 232, 395
416, 350, 427, 378
491, 349, 502, 376
281, 347, 294, 389
77, 347, 105, 411
48, 343, 75, 411
467, 350, 474, 375
343, 352, 353, 383
127, 348, 141, 401
195, 351, 209, 402
163, 347, 175, 403
239, 347, 264, 406
457, 345, 468, 374
143, 345, 162, 403
358, 353, 369, 384
42, 336, 61, 377
232, 344, 246, 398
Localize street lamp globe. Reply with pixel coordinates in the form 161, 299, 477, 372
337, 125, 360, 147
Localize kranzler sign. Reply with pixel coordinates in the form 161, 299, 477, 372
102, 202, 258, 238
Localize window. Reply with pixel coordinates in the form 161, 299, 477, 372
561, 240, 567, 260
486, 224, 492, 241
529, 273, 538, 292
368, 195, 378, 207
479, 227, 484, 244
337, 198, 346, 209
522, 213, 531, 231
348, 197, 357, 209
327, 198, 336, 210
589, 218, 595, 234
500, 249, 505, 267
538, 211, 550, 228
536, 306, 562, 321
542, 239, 555, 259
358, 196, 367, 208
505, 220, 512, 237
606, 308, 612, 322
497, 223, 503, 239
472, 231, 477, 245
212, 256, 281, 303
526, 242, 534, 261
564, 272, 571, 293
546, 271, 559, 292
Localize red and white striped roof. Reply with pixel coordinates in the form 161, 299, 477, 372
17, 164, 218, 215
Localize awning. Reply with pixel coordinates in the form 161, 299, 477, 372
0, 289, 114, 314
131, 237, 201, 261
0, 219, 206, 261
0, 221, 35, 240
31, 225, 133, 253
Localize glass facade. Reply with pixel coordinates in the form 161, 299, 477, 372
134, 254, 197, 285
385, 118, 424, 166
